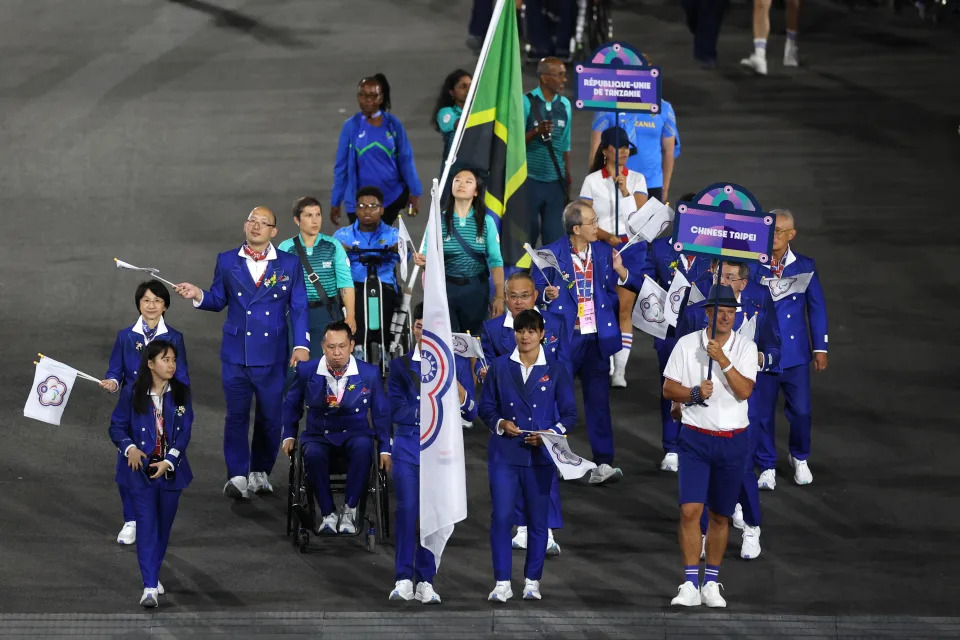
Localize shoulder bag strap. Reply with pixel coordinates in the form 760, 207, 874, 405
293, 236, 342, 319
526, 91, 569, 203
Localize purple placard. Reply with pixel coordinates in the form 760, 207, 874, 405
671, 203, 775, 264
574, 65, 662, 113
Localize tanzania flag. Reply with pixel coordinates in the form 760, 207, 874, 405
455, 1, 528, 265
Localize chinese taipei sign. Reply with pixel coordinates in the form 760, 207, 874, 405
672, 183, 775, 265
574, 42, 661, 114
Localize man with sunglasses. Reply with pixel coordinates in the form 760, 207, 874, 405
175, 206, 310, 502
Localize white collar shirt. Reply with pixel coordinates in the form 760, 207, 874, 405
509, 346, 547, 383
236, 243, 277, 285
317, 355, 359, 402
663, 329, 758, 431
578, 168, 648, 237
132, 315, 169, 344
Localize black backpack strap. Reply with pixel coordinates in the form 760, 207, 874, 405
293, 236, 342, 320
448, 220, 488, 267
526, 91, 569, 203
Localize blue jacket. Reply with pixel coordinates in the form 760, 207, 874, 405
388, 350, 477, 466
331, 112, 422, 212
752, 248, 829, 369
282, 358, 392, 455
676, 280, 782, 374
533, 237, 643, 359
109, 387, 193, 490
479, 354, 578, 467
197, 248, 310, 367
477, 311, 567, 377
104, 320, 190, 389
640, 237, 715, 345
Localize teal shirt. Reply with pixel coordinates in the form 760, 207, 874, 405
425, 209, 504, 277
277, 233, 353, 302
523, 87, 572, 182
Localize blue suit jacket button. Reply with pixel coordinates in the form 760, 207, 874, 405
238, 292, 242, 296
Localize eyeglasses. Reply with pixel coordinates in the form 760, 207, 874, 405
506, 292, 534, 301
579, 219, 599, 228
773, 227, 794, 236
245, 218, 275, 229
719, 274, 743, 284
356, 203, 381, 210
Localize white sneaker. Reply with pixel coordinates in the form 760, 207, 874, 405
512, 526, 528, 550
522, 578, 542, 600
389, 579, 415, 601
338, 505, 358, 534
589, 463, 623, 485
740, 52, 768, 75
488, 580, 513, 603
317, 512, 339, 534
117, 521, 136, 545
670, 581, 701, 606
415, 582, 442, 604
741, 525, 761, 560
157, 581, 165, 596
139, 588, 159, 608
700, 581, 726, 607
610, 372, 627, 388
248, 471, 273, 495
660, 452, 679, 472
610, 350, 628, 387
732, 503, 744, 530
758, 469, 777, 491
783, 41, 799, 67
790, 455, 813, 485
700, 534, 706, 560
546, 529, 560, 557
223, 475, 249, 501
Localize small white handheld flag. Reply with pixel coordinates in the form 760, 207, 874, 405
633, 276, 669, 339
523, 243, 562, 273
738, 313, 757, 342
761, 272, 814, 302
664, 270, 693, 328
114, 258, 178, 289
396, 216, 414, 281
451, 332, 484, 360
24, 357, 80, 426
626, 197, 675, 243
539, 433, 597, 480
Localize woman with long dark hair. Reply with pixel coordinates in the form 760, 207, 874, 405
431, 69, 472, 166
413, 167, 504, 333
100, 280, 189, 546
108, 340, 193, 608
330, 73, 423, 226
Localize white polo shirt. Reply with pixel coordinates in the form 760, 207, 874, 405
663, 329, 758, 432
578, 167, 648, 237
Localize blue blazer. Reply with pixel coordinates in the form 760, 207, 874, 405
282, 359, 392, 455
197, 249, 310, 367
751, 250, 828, 369
104, 321, 189, 389
388, 351, 478, 466
676, 280, 783, 374
479, 354, 578, 467
640, 237, 715, 344
533, 237, 643, 359
477, 312, 567, 377
108, 388, 193, 490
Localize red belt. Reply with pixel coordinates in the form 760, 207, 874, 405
684, 424, 746, 438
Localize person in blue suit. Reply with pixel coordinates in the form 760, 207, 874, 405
480, 310, 578, 603
478, 271, 566, 555
100, 280, 189, 546
640, 202, 715, 473
175, 206, 310, 501
533, 201, 642, 484
750, 209, 828, 489
281, 321, 392, 536
108, 339, 193, 609
386, 303, 477, 605
676, 260, 781, 560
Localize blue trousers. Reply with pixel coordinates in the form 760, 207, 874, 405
755, 364, 812, 470
118, 460, 135, 522
655, 338, 681, 454
524, 0, 576, 56
681, 0, 727, 63
302, 435, 373, 517
490, 463, 553, 581
392, 444, 437, 584
569, 332, 615, 465
468, 0, 493, 37
515, 471, 562, 529
526, 179, 567, 247
128, 480, 181, 589
222, 361, 285, 479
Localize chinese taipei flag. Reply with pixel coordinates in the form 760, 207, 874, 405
419, 179, 468, 566
24, 357, 79, 426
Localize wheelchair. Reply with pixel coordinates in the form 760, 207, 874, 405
518, 0, 614, 62
285, 439, 390, 554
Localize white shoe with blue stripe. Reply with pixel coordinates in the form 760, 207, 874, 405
522, 578, 541, 600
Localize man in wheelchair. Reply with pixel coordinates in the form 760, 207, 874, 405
281, 320, 392, 535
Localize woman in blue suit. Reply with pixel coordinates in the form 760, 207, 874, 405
479, 310, 578, 603
100, 280, 189, 545
108, 339, 193, 608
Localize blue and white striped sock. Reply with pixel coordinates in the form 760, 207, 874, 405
786, 30, 797, 42
684, 565, 700, 588
704, 564, 720, 584
621, 332, 633, 351
754, 38, 767, 57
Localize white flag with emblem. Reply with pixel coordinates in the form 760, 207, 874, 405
737, 313, 757, 342
626, 197, 675, 243
396, 215, 414, 281
539, 433, 597, 480
761, 272, 814, 302
24, 357, 79, 426
419, 179, 467, 567
632, 276, 669, 339
523, 243, 562, 273
451, 332, 484, 360
664, 270, 693, 327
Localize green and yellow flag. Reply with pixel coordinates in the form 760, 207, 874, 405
454, 1, 528, 265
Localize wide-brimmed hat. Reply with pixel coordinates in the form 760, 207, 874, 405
698, 284, 741, 309
599, 126, 637, 155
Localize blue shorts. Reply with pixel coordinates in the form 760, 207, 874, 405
677, 426, 748, 517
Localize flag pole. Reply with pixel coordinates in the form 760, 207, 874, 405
405, 0, 510, 292
36, 353, 101, 384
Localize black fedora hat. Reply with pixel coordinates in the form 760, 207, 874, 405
699, 284, 741, 309
599, 126, 637, 155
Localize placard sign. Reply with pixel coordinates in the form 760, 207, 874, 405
672, 183, 774, 264
574, 42, 662, 114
